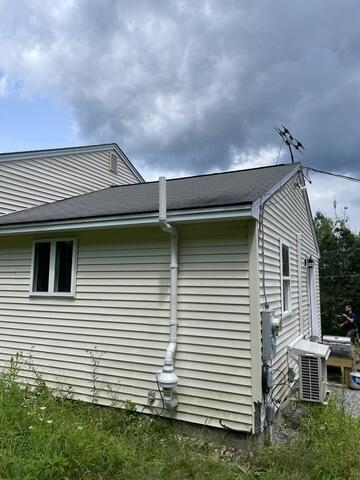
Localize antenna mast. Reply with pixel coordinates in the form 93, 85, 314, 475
275, 125, 304, 163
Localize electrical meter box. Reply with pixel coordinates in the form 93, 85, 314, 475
261, 309, 278, 361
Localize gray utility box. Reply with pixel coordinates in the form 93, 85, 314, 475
261, 309, 277, 361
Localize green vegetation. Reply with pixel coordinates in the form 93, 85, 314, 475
244, 400, 360, 480
314, 211, 360, 335
0, 356, 359, 479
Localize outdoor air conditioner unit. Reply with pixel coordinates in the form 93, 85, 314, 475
289, 339, 330, 404
299, 354, 329, 403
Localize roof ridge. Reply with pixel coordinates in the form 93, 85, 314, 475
164, 161, 299, 183
105, 161, 299, 189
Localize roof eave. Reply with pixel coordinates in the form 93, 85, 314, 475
0, 203, 253, 236
251, 164, 301, 219
250, 163, 320, 256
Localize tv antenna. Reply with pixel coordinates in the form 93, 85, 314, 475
275, 125, 304, 163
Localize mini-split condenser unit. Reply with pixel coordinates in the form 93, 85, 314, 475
289, 339, 330, 404
298, 354, 328, 403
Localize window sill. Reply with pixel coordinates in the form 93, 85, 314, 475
282, 310, 292, 319
30, 292, 75, 298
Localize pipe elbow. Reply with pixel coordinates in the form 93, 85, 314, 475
160, 219, 175, 235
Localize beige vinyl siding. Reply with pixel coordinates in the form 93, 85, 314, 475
0, 221, 253, 431
0, 150, 139, 215
259, 173, 319, 401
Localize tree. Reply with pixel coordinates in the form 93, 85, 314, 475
314, 211, 360, 335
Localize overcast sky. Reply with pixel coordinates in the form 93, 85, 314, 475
0, 1, 359, 227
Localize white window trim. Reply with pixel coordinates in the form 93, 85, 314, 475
30, 238, 78, 297
280, 239, 292, 317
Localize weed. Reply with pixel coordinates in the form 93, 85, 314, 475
245, 401, 360, 480
86, 347, 104, 404
0, 355, 358, 480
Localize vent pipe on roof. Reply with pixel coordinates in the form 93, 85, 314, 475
156, 176, 178, 409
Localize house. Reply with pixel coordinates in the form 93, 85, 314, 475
0, 157, 321, 434
0, 143, 144, 215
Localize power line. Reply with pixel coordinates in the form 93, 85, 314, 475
304, 166, 360, 183
321, 250, 360, 255
320, 274, 360, 278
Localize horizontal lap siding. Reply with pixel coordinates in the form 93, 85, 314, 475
0, 150, 138, 215
0, 222, 253, 431
259, 174, 319, 401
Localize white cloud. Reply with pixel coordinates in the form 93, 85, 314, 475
307, 172, 360, 231
0, 75, 7, 97
0, 1, 358, 227
0, 1, 358, 176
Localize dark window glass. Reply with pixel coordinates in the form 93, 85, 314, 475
282, 244, 290, 277
33, 242, 51, 292
54, 241, 73, 292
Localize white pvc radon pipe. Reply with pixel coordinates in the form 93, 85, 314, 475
157, 176, 179, 408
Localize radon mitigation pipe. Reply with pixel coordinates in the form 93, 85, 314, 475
156, 176, 179, 409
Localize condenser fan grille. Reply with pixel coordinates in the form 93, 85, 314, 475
300, 355, 320, 401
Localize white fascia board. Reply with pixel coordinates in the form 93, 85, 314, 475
301, 183, 320, 256
251, 165, 320, 256
0, 204, 252, 236
251, 165, 301, 219
0, 143, 118, 164
113, 145, 145, 183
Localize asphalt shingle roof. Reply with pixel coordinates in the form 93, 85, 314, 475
0, 163, 299, 226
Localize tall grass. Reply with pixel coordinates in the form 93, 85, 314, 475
0, 355, 240, 480
0, 355, 358, 479
243, 400, 360, 480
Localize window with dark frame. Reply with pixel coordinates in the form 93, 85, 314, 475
32, 240, 75, 295
281, 242, 291, 313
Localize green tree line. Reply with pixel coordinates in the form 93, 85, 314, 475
314, 211, 360, 335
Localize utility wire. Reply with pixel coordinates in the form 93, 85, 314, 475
320, 274, 360, 278
317, 248, 360, 255
304, 166, 360, 183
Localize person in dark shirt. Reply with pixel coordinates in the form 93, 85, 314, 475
340, 304, 359, 344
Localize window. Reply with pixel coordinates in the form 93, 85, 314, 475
281, 242, 291, 314
31, 240, 76, 296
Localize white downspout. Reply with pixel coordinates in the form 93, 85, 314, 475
156, 176, 179, 408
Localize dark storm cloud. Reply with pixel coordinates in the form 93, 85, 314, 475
0, 0, 360, 174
